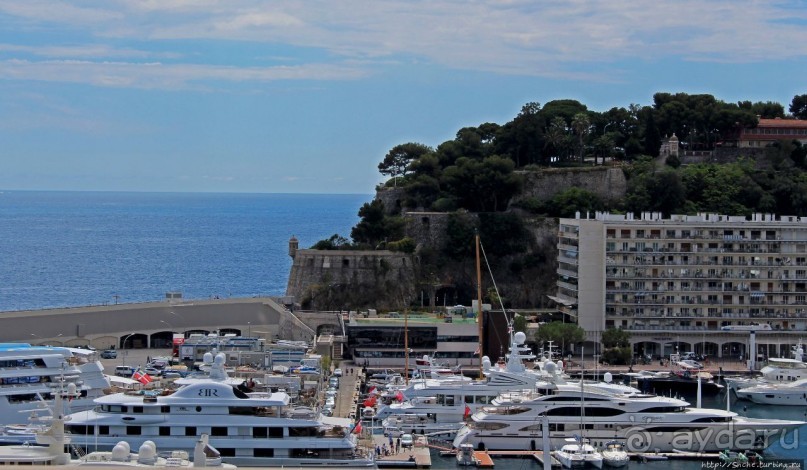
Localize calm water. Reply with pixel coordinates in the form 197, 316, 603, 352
0, 191, 371, 312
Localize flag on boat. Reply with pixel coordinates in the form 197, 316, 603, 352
395, 391, 404, 402
464, 405, 471, 418
352, 419, 362, 434
473, 345, 480, 356
363, 396, 377, 407
132, 368, 152, 385
368, 385, 377, 394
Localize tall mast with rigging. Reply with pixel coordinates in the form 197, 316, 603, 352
476, 233, 484, 379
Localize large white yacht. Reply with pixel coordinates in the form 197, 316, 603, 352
66, 354, 373, 467
371, 332, 548, 424
452, 377, 806, 453
734, 378, 807, 405
725, 343, 807, 391
0, 343, 109, 424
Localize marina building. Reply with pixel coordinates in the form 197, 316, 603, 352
555, 211, 807, 362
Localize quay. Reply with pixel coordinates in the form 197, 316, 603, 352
369, 435, 431, 468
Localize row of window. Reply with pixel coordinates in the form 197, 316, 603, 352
67, 425, 321, 439
606, 228, 781, 240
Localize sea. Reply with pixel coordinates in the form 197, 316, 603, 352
0, 190, 372, 312
1, 190, 806, 469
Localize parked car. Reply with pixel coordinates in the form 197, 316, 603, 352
682, 352, 705, 361
333, 368, 343, 377
678, 359, 704, 370
400, 434, 414, 448
100, 349, 117, 359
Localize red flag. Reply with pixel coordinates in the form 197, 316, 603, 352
363, 396, 377, 407
395, 391, 404, 402
353, 420, 362, 434
132, 369, 152, 385
368, 385, 377, 394
464, 405, 471, 418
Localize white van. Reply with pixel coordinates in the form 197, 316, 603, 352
115, 366, 134, 377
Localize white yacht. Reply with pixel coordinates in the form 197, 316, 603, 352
371, 332, 547, 424
726, 343, 807, 392
555, 437, 602, 469
0, 343, 109, 424
734, 378, 807, 405
452, 378, 806, 453
66, 354, 373, 467
600, 441, 629, 468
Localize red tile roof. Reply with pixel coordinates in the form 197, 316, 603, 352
757, 118, 807, 129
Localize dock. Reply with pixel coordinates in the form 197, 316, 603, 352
370, 435, 432, 468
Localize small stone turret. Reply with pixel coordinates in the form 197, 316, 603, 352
288, 235, 299, 258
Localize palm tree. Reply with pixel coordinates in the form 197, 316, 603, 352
571, 113, 591, 164
545, 116, 570, 162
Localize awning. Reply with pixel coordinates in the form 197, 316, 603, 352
547, 295, 577, 307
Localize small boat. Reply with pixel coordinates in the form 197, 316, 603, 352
555, 438, 603, 469
719, 449, 749, 464
601, 441, 629, 468
456, 443, 478, 466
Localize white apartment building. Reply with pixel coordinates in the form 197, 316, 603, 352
555, 211, 807, 361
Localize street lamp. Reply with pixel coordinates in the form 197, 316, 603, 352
121, 333, 135, 367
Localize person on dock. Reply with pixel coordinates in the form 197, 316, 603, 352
396, 437, 401, 453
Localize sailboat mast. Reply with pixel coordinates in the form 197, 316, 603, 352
476, 233, 484, 379
404, 309, 409, 385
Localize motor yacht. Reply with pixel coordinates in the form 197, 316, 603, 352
452, 373, 805, 453
0, 343, 109, 424
734, 378, 807, 405
600, 441, 629, 468
66, 353, 373, 467
726, 343, 807, 392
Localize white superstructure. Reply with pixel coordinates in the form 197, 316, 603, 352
0, 343, 109, 425
66, 354, 373, 467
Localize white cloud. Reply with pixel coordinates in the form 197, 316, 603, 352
0, 59, 369, 90
0, 0, 806, 87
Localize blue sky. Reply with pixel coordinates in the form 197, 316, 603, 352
1, 1, 807, 194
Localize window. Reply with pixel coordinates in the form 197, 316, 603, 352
253, 427, 267, 438
159, 427, 170, 436
254, 449, 274, 457
185, 427, 197, 437
212, 427, 227, 437
127, 426, 141, 436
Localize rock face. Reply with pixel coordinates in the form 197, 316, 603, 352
286, 167, 627, 309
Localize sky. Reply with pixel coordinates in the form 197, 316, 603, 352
1, 1, 807, 194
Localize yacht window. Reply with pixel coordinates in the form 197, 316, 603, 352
465, 396, 474, 404
219, 448, 235, 457
132, 406, 143, 413
253, 427, 268, 438
549, 423, 564, 432
185, 427, 197, 436
269, 427, 284, 438
254, 449, 274, 457
161, 406, 170, 413
126, 426, 141, 436
519, 424, 542, 432
99, 426, 109, 435
159, 427, 170, 436
289, 427, 316, 437
475, 396, 488, 404
212, 427, 227, 436
473, 422, 507, 431
445, 396, 455, 406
